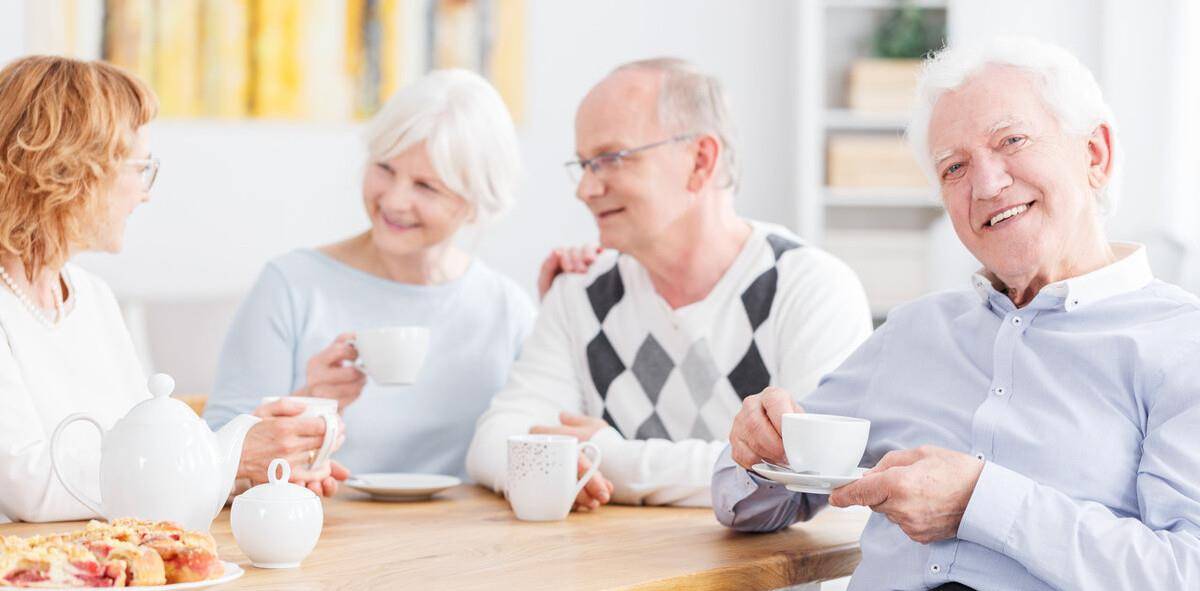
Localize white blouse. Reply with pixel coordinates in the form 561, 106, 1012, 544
0, 264, 147, 523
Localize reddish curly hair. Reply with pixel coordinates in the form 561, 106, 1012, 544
0, 55, 157, 278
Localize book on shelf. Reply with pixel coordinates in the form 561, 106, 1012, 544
827, 133, 927, 189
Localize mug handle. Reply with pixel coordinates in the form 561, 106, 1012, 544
340, 336, 368, 375
310, 413, 339, 470
50, 413, 106, 518
571, 441, 603, 499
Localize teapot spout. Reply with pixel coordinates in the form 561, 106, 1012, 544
215, 414, 262, 499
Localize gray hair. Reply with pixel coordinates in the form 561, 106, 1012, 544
365, 69, 521, 223
907, 36, 1121, 215
614, 58, 740, 192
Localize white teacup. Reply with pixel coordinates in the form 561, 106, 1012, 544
351, 326, 430, 385
262, 396, 339, 470
506, 435, 601, 522
781, 413, 870, 476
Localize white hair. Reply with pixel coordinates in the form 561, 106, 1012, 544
365, 69, 521, 223
907, 36, 1121, 214
614, 58, 740, 191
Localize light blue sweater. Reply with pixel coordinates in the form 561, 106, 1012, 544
204, 249, 535, 479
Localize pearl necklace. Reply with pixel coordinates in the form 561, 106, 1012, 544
0, 265, 64, 328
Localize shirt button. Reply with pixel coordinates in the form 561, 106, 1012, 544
930, 564, 941, 574
994, 387, 1006, 396
1011, 316, 1023, 325
976, 453, 986, 461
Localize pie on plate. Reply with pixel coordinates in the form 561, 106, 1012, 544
1, 518, 223, 588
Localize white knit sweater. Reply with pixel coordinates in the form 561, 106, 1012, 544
0, 265, 147, 523
467, 221, 872, 506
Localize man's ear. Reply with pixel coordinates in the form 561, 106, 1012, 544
686, 134, 721, 192
1086, 122, 1114, 190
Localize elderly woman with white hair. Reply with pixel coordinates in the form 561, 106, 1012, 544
204, 70, 533, 483
714, 37, 1200, 591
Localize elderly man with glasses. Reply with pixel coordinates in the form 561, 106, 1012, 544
465, 58, 872, 509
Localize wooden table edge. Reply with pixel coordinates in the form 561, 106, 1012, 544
611, 540, 862, 591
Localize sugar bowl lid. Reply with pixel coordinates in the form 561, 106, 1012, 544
239, 459, 319, 503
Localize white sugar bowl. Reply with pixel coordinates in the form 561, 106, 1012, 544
231, 459, 324, 568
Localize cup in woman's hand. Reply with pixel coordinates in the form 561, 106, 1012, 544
350, 326, 430, 385
262, 396, 340, 471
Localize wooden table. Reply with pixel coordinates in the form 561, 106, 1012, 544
0, 486, 867, 590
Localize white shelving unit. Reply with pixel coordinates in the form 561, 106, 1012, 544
796, 0, 951, 323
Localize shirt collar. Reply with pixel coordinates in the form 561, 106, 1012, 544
970, 242, 1154, 312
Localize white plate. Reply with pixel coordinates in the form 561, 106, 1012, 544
66, 561, 243, 590
751, 463, 867, 495
344, 473, 461, 501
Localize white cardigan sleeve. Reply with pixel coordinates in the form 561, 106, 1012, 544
0, 331, 101, 523
465, 279, 587, 493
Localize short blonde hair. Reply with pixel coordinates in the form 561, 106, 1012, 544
0, 55, 158, 277
364, 69, 521, 223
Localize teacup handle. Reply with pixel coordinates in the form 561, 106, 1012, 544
571, 442, 603, 498
310, 413, 339, 470
343, 338, 369, 374
50, 413, 106, 518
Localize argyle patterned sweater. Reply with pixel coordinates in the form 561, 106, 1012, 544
467, 221, 872, 507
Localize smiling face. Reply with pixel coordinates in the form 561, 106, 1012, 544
573, 69, 698, 253
361, 141, 473, 258
928, 65, 1112, 284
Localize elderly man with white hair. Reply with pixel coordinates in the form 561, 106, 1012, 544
466, 58, 872, 508
713, 37, 1200, 591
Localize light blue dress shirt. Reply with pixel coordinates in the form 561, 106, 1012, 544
713, 244, 1200, 590
204, 249, 535, 479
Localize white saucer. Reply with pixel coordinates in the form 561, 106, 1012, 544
344, 473, 461, 501
751, 463, 867, 495
75, 561, 243, 590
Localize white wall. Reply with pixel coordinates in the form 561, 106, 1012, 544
60, 0, 801, 303
1, 0, 801, 391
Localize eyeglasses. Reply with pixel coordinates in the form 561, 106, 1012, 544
564, 134, 696, 183
125, 156, 160, 191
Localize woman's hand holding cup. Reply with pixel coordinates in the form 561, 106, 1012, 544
240, 397, 347, 497
298, 333, 366, 411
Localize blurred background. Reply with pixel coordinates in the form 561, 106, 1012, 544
0, 0, 1197, 399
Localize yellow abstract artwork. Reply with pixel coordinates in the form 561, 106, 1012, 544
30, 0, 526, 121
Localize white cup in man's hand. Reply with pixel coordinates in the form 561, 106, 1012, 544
782, 413, 870, 476
506, 435, 602, 521
350, 326, 430, 385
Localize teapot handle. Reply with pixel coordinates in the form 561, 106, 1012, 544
50, 413, 107, 518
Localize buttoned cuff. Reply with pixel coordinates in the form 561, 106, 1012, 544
957, 461, 1036, 555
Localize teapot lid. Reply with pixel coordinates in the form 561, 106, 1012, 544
122, 374, 205, 425
239, 459, 319, 503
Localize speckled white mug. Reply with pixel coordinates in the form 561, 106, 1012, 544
505, 435, 601, 522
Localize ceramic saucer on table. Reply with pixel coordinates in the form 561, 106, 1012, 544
750, 463, 867, 495
344, 473, 461, 501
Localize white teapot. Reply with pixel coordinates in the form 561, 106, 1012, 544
50, 374, 261, 532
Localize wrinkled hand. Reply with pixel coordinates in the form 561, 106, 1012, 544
297, 333, 366, 410
829, 446, 985, 544
241, 398, 347, 497
537, 244, 601, 300
572, 452, 613, 512
729, 387, 800, 469
530, 412, 609, 442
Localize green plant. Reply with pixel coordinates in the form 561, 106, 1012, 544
873, 5, 944, 59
